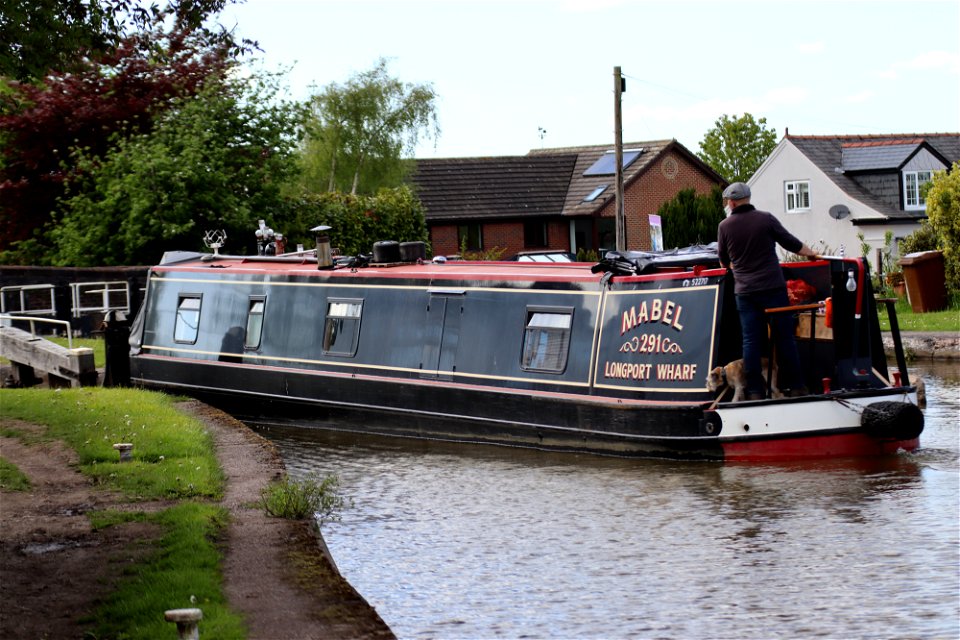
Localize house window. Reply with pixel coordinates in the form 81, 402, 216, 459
521, 308, 573, 373
244, 297, 266, 350
785, 181, 810, 212
458, 224, 482, 252
904, 171, 933, 210
323, 299, 363, 356
524, 221, 548, 248
174, 295, 201, 344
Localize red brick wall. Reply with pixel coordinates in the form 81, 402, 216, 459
597, 151, 721, 251
428, 150, 721, 255
430, 225, 460, 256
429, 220, 570, 257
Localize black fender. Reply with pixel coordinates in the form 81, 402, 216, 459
861, 401, 924, 440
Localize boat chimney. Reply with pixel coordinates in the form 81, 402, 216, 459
312, 225, 333, 269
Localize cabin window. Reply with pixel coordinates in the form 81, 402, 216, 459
244, 297, 266, 349
323, 299, 363, 356
521, 308, 573, 373
785, 181, 810, 212
174, 295, 202, 344
524, 221, 548, 248
904, 170, 932, 210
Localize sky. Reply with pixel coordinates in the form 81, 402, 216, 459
217, 0, 960, 159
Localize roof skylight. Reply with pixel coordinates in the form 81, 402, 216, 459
583, 185, 608, 202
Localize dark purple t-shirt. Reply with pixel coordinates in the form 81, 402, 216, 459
717, 204, 803, 294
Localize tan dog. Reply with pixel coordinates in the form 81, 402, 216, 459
706, 358, 780, 402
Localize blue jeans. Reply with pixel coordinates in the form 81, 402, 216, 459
735, 288, 805, 395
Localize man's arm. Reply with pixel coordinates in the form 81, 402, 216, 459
796, 243, 820, 259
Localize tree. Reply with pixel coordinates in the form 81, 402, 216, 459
924, 162, 960, 297
300, 58, 439, 195
49, 71, 303, 266
697, 113, 777, 183
0, 0, 242, 82
0, 27, 233, 261
657, 187, 725, 249
290, 187, 429, 257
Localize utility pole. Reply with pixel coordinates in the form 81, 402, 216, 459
613, 66, 626, 252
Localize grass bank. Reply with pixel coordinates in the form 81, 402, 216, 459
0, 387, 245, 639
877, 296, 960, 332
0, 456, 31, 490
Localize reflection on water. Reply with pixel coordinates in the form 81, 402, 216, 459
257, 362, 959, 639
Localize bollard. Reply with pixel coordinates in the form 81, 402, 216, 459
164, 608, 202, 640
112, 443, 134, 462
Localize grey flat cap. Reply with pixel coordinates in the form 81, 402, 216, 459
722, 182, 751, 200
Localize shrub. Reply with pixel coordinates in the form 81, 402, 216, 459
260, 473, 346, 524
925, 163, 960, 297
898, 221, 941, 256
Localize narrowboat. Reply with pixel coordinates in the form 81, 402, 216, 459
128, 238, 924, 461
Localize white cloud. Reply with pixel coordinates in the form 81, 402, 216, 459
797, 41, 825, 54
561, 0, 627, 10
877, 50, 960, 79
843, 90, 875, 104
625, 87, 809, 123
763, 86, 810, 104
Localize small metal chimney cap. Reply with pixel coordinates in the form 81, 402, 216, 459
311, 225, 332, 233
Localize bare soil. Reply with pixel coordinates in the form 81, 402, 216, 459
0, 402, 394, 640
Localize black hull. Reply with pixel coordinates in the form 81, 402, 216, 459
133, 357, 724, 459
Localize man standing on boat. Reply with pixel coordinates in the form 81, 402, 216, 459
717, 182, 819, 400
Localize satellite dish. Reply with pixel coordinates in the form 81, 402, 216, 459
828, 204, 850, 220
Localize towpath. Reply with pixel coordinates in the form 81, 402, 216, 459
0, 397, 394, 640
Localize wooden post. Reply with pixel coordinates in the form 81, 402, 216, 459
613, 66, 626, 252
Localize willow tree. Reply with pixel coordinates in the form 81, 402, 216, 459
300, 58, 439, 195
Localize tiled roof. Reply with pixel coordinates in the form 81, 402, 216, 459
787, 133, 960, 219
411, 139, 726, 222
530, 140, 675, 216
411, 155, 577, 221
841, 144, 920, 171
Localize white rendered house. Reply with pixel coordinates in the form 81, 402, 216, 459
748, 133, 958, 272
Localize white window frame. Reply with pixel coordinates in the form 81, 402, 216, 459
322, 298, 363, 356
244, 297, 266, 350
903, 170, 932, 210
174, 295, 202, 344
784, 180, 810, 213
520, 307, 573, 373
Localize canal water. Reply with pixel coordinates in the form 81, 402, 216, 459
256, 362, 959, 639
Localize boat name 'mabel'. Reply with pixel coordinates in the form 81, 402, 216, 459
621, 298, 684, 334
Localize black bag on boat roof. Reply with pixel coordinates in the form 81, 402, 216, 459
592, 243, 721, 276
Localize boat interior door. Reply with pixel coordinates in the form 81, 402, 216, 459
420, 291, 464, 380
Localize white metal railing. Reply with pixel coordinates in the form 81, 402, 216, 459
0, 314, 74, 349
70, 281, 130, 318
0, 284, 57, 316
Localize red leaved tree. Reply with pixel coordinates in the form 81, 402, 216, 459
0, 27, 233, 259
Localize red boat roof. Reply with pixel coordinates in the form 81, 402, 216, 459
153, 256, 608, 284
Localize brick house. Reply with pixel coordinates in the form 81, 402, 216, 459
410, 140, 726, 257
